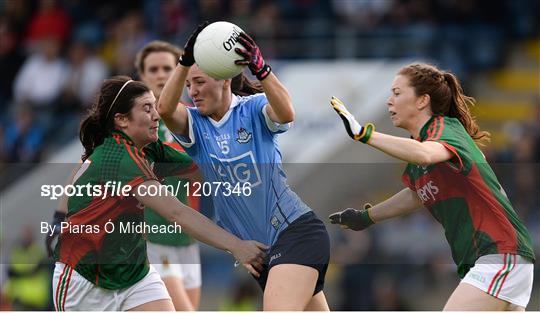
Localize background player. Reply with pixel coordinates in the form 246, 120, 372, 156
157, 24, 331, 310
53, 76, 266, 311
135, 40, 202, 311
329, 63, 535, 311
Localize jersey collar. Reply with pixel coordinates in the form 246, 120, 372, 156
416, 115, 437, 141
111, 130, 135, 146
209, 94, 239, 128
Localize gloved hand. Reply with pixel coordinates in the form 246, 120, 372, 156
45, 211, 66, 257
329, 203, 375, 231
178, 21, 209, 67
234, 32, 272, 81
330, 96, 375, 143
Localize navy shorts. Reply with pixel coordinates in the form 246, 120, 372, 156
254, 211, 330, 295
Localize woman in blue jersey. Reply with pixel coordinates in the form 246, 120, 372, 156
157, 24, 331, 310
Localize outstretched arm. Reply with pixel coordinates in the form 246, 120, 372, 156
330, 96, 453, 166
135, 180, 267, 275
368, 187, 423, 223
329, 188, 423, 231
368, 132, 453, 167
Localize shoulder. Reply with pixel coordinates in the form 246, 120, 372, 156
424, 116, 465, 141
233, 93, 268, 117
100, 135, 146, 165
235, 93, 267, 107
442, 116, 464, 129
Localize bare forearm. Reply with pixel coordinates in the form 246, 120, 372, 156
368, 132, 433, 165
369, 188, 422, 223
173, 200, 239, 251
260, 73, 295, 123
157, 65, 187, 117
156, 65, 189, 134
137, 191, 239, 252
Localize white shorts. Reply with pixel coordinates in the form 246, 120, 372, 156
146, 242, 202, 289
52, 262, 170, 311
461, 254, 534, 308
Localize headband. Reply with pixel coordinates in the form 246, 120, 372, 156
106, 80, 133, 118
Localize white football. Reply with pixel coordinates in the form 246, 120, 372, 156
194, 21, 246, 80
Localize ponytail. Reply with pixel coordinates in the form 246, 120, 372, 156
78, 76, 150, 160
231, 74, 263, 96
399, 63, 490, 146
79, 114, 108, 161
443, 72, 490, 145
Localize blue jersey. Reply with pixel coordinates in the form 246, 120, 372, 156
174, 93, 311, 246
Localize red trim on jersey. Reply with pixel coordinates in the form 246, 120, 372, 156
164, 141, 185, 152
427, 116, 444, 141
113, 134, 121, 145
122, 140, 155, 180
133, 145, 154, 177
439, 141, 464, 172
426, 118, 437, 139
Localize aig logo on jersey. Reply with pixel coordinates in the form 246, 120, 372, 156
209, 151, 262, 186
417, 180, 440, 203
236, 127, 252, 144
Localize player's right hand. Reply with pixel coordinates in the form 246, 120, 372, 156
330, 96, 375, 143
329, 203, 375, 231
179, 21, 209, 67
45, 211, 66, 257
231, 240, 268, 277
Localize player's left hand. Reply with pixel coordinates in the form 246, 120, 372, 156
234, 32, 272, 80
231, 240, 267, 277
330, 96, 375, 143
329, 203, 375, 231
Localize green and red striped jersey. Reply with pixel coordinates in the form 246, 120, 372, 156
144, 120, 196, 247
55, 130, 196, 289
402, 116, 535, 278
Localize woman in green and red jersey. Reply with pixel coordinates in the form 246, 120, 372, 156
329, 63, 535, 311
53, 76, 266, 311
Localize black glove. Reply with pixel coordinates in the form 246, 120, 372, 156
178, 21, 209, 67
329, 203, 375, 231
45, 211, 65, 257
234, 32, 272, 81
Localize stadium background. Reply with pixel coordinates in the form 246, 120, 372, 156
0, 0, 538, 310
